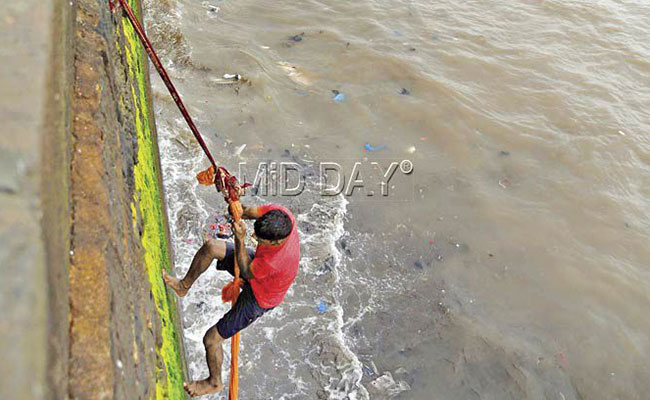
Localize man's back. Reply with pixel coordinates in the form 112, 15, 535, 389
250, 204, 300, 309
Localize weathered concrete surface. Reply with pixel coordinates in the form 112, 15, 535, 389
42, 1, 75, 399
1, 0, 187, 399
1, 1, 72, 399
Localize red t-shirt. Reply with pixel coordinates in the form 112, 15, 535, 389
250, 204, 300, 308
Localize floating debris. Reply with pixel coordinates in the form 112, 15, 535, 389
406, 145, 416, 154
203, 213, 233, 239
210, 73, 247, 85
316, 300, 328, 313
332, 90, 346, 103
201, 1, 219, 13
400, 88, 410, 95
289, 32, 305, 42
364, 143, 387, 152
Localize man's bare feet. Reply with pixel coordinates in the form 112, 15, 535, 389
183, 379, 224, 397
162, 269, 188, 297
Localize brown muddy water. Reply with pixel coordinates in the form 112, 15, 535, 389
144, 0, 650, 399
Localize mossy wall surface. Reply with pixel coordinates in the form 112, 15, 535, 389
65, 0, 187, 399
120, 2, 186, 398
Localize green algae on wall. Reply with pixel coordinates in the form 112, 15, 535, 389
120, 2, 186, 399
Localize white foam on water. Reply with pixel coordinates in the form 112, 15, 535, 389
296, 196, 370, 400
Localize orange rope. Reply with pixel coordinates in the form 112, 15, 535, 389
221, 200, 243, 400
199, 166, 247, 400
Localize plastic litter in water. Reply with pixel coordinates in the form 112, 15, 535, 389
332, 90, 346, 103
364, 143, 387, 152
201, 2, 219, 13
400, 88, 410, 95
289, 33, 305, 42
316, 300, 328, 313
203, 213, 233, 239
406, 145, 416, 154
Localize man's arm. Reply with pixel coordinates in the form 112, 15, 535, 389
232, 220, 254, 280
241, 205, 261, 220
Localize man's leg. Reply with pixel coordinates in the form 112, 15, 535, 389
184, 284, 271, 397
163, 238, 227, 297
184, 326, 225, 396
215, 242, 256, 278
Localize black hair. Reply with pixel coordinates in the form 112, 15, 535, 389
254, 210, 292, 241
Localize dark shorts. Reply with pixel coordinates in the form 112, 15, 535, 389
215, 243, 273, 339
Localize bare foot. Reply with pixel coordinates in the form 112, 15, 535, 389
183, 379, 224, 397
162, 269, 188, 297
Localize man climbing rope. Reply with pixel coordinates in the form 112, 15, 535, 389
163, 203, 300, 397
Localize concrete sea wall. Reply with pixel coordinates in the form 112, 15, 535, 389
0, 1, 187, 399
